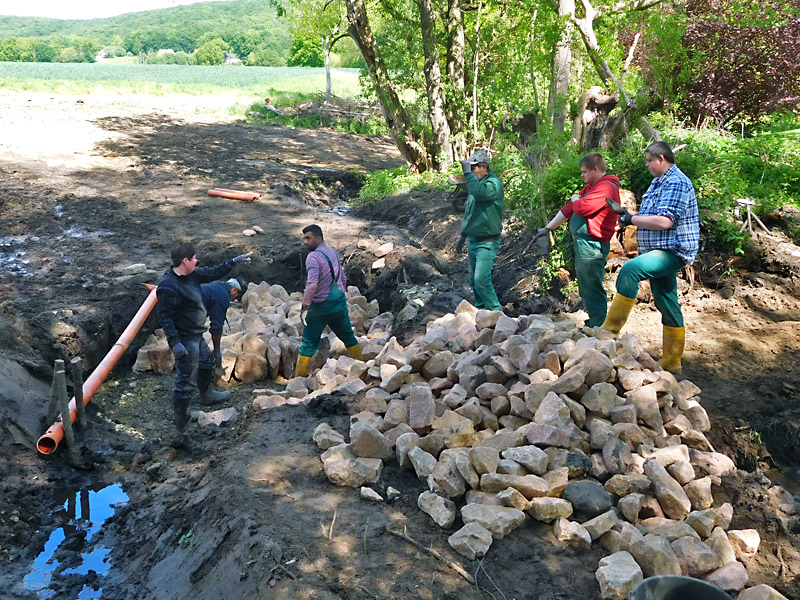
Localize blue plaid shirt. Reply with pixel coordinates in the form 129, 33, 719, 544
637, 164, 700, 265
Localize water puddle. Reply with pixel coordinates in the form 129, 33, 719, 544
0, 235, 33, 277
23, 482, 128, 599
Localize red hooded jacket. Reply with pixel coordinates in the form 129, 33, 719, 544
560, 174, 620, 242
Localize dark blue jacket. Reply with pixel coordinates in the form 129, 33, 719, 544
157, 260, 234, 349
201, 281, 232, 336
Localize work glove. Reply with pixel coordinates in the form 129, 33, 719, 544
618, 211, 634, 227
172, 341, 188, 360
214, 350, 222, 369
605, 196, 634, 227
534, 227, 550, 239
300, 305, 309, 327
455, 233, 467, 254
233, 251, 253, 264
460, 159, 472, 175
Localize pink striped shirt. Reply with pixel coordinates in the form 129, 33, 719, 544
303, 244, 347, 304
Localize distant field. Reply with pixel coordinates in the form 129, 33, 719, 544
0, 62, 363, 98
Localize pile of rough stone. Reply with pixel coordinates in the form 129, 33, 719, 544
133, 282, 392, 384
288, 302, 788, 600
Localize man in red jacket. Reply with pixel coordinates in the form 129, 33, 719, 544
535, 152, 620, 327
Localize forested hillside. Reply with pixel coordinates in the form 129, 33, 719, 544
0, 0, 360, 67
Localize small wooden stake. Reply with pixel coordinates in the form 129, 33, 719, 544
55, 362, 75, 448
71, 357, 86, 428
47, 361, 62, 421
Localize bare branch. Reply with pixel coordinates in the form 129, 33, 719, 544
606, 0, 666, 15
620, 31, 640, 85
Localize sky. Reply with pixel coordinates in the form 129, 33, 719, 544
0, 0, 230, 20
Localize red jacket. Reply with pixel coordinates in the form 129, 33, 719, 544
560, 174, 620, 242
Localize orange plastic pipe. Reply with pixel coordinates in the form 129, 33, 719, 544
37, 285, 159, 455
207, 189, 261, 201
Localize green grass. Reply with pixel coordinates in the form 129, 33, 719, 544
0, 62, 363, 97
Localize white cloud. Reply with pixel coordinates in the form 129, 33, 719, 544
0, 0, 226, 20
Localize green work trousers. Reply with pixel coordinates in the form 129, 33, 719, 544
299, 295, 358, 357
615, 249, 686, 327
468, 237, 502, 311
570, 216, 610, 327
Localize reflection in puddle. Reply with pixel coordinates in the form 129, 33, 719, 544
23, 483, 128, 599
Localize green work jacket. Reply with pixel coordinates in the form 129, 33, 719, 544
461, 170, 504, 238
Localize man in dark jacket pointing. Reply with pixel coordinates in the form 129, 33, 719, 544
157, 242, 251, 430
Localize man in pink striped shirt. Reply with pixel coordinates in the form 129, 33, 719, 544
295, 224, 362, 377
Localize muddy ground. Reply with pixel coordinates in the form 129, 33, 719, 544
0, 90, 799, 600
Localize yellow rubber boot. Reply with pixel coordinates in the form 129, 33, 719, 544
294, 354, 312, 378
601, 294, 635, 334
658, 325, 685, 373
346, 343, 363, 361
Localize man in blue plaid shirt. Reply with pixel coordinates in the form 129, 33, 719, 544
602, 141, 699, 373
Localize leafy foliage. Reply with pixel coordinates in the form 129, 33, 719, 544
356, 166, 449, 203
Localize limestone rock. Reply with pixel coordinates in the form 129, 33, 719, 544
595, 551, 643, 600
738, 584, 790, 600
671, 536, 720, 577
430, 456, 467, 498
423, 351, 455, 379
418, 491, 457, 528
479, 473, 548, 499
350, 422, 393, 460
603, 438, 634, 475
324, 457, 382, 487
408, 446, 437, 480
360, 487, 384, 502
553, 518, 591, 548
448, 522, 493, 560
498, 487, 531, 511
313, 423, 345, 450
689, 449, 736, 477
501, 445, 549, 475
605, 474, 651, 497
640, 517, 700, 541
618, 493, 643, 523
386, 486, 401, 501
644, 459, 692, 520
196, 407, 238, 427
728, 529, 760, 560
525, 424, 571, 448
470, 446, 500, 475
684, 476, 714, 510
704, 561, 749, 593
408, 384, 436, 430
396, 432, 421, 469
461, 503, 526, 539
582, 383, 618, 417
527, 497, 573, 522
708, 527, 737, 565
583, 509, 619, 540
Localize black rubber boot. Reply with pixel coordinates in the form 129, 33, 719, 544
197, 368, 231, 405
173, 394, 191, 430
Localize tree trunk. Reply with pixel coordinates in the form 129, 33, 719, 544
417, 0, 453, 169
445, 0, 467, 157
575, 12, 659, 144
345, 0, 429, 171
547, 0, 575, 133
570, 86, 619, 151
323, 34, 332, 102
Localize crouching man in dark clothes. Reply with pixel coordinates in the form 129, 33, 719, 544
157, 242, 251, 430
201, 277, 246, 375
